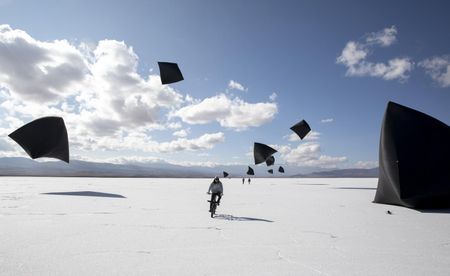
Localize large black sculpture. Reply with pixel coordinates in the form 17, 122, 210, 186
158, 62, 184, 84
8, 116, 70, 163
374, 101, 450, 208
253, 142, 277, 165
265, 156, 275, 166
247, 166, 255, 175
290, 119, 311, 140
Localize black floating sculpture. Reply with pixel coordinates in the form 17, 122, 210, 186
267, 169, 273, 174
223, 171, 229, 178
278, 166, 285, 173
265, 156, 275, 166
290, 119, 311, 140
247, 166, 255, 175
374, 101, 450, 208
9, 116, 69, 163
254, 142, 277, 165
158, 62, 184, 84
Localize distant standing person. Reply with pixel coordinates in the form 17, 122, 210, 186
242, 177, 245, 184
248, 178, 251, 184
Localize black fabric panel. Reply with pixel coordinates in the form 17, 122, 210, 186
9, 117, 69, 163
290, 120, 311, 140
266, 156, 275, 166
158, 62, 184, 84
374, 102, 450, 208
247, 166, 255, 175
254, 142, 277, 165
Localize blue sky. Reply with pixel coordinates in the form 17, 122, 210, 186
0, 0, 449, 170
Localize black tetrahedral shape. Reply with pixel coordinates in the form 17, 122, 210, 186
267, 169, 273, 174
9, 116, 69, 163
266, 156, 275, 166
278, 166, 285, 173
223, 171, 229, 178
247, 166, 255, 175
158, 62, 184, 84
254, 142, 277, 165
290, 119, 311, 140
374, 101, 450, 209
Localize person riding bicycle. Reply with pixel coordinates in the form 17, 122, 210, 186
207, 176, 223, 207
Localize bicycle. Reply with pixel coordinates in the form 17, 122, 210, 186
207, 193, 221, 218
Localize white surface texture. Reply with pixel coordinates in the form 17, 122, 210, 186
1, 177, 449, 275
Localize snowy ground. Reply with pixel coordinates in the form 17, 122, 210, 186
1, 177, 450, 275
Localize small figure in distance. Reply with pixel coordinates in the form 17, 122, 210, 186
242, 177, 245, 184
207, 176, 223, 207
248, 178, 251, 184
386, 210, 392, 215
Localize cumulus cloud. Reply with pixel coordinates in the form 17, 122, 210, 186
0, 24, 88, 103
419, 56, 450, 87
172, 93, 278, 130
321, 118, 334, 123
0, 25, 230, 155
366, 26, 397, 47
337, 26, 413, 81
279, 142, 347, 168
228, 80, 247, 91
285, 131, 320, 142
172, 129, 189, 138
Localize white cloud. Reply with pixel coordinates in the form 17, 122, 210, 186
73, 130, 225, 154
419, 56, 450, 87
284, 131, 320, 142
354, 160, 378, 169
0, 24, 88, 103
321, 118, 334, 123
228, 80, 247, 91
172, 93, 278, 131
0, 25, 231, 155
366, 26, 397, 47
269, 92, 277, 101
172, 129, 189, 138
337, 41, 367, 67
336, 26, 413, 81
280, 142, 347, 168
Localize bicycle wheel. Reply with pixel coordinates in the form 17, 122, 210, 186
210, 201, 216, 217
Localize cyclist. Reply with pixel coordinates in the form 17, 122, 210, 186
207, 176, 223, 208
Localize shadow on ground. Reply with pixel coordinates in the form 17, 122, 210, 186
41, 191, 126, 198
417, 208, 450, 214
333, 187, 376, 190
214, 214, 274, 222
294, 183, 329, 186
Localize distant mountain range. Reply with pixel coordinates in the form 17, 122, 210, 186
0, 157, 378, 178
291, 167, 379, 178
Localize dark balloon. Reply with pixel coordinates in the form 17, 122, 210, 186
374, 102, 450, 209
265, 156, 275, 166
223, 171, 229, 178
158, 62, 184, 84
254, 142, 277, 165
268, 169, 273, 174
9, 116, 69, 163
247, 166, 255, 175
290, 119, 311, 140
278, 166, 285, 173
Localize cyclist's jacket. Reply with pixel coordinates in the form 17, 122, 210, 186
208, 181, 223, 194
